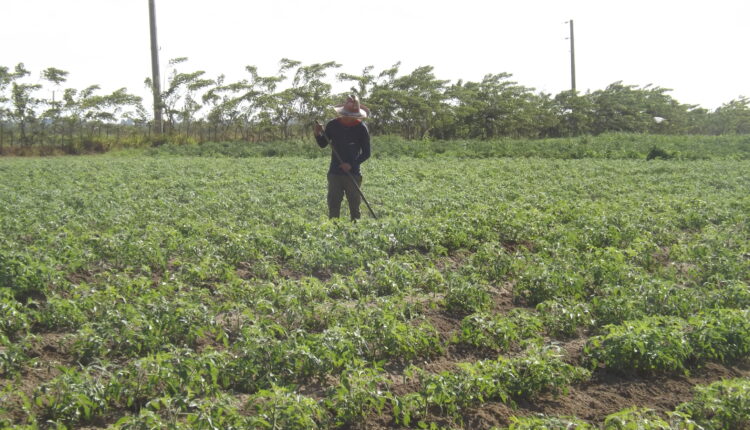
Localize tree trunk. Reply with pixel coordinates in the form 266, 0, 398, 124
19, 121, 27, 146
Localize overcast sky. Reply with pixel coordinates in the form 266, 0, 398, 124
3, 0, 748, 110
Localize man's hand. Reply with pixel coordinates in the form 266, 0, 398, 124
314, 120, 324, 137
339, 163, 352, 173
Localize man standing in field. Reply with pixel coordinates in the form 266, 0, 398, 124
314, 95, 371, 220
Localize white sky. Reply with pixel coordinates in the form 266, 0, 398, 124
3, 0, 749, 110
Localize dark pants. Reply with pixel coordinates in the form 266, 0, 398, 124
327, 173, 362, 220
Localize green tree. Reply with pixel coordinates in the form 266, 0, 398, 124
362, 62, 401, 135
270, 59, 340, 139
0, 66, 13, 146
684, 106, 711, 134
588, 82, 692, 135
41, 67, 70, 145
639, 85, 694, 134
369, 65, 449, 139
708, 97, 750, 134
159, 57, 214, 138
443, 73, 546, 139
202, 74, 245, 141
337, 65, 376, 99
9, 63, 42, 145
550, 90, 594, 136
239, 65, 285, 141
57, 84, 143, 147
590, 82, 653, 133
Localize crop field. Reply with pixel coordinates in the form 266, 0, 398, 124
1, 140, 749, 429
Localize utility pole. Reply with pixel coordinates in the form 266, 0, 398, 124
569, 19, 576, 93
148, 0, 163, 135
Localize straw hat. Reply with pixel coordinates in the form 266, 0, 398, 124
333, 95, 369, 119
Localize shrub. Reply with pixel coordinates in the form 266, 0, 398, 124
110, 350, 230, 410
404, 346, 590, 419
0, 335, 34, 377
505, 346, 591, 399
584, 316, 692, 374
247, 385, 327, 429
33, 366, 110, 426
466, 242, 514, 282
505, 415, 594, 429
707, 281, 750, 309
444, 277, 492, 316
688, 309, 750, 363
0, 294, 30, 341
513, 262, 587, 306
590, 286, 647, 326
364, 317, 443, 363
537, 299, 594, 338
675, 378, 750, 430
0, 251, 56, 302
646, 147, 672, 160
457, 309, 542, 351
325, 367, 390, 427
602, 407, 679, 429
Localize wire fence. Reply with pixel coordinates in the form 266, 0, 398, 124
0, 120, 318, 155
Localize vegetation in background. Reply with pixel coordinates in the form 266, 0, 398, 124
2, 60, 750, 154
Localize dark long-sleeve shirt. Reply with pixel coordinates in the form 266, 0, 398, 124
316, 118, 371, 176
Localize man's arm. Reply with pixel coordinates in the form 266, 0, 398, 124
355, 125, 371, 164
314, 121, 329, 148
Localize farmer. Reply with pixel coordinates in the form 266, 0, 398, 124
314, 95, 371, 220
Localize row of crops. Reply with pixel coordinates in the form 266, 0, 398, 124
1, 151, 749, 428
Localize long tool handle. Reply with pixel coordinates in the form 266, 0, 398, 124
330, 144, 378, 219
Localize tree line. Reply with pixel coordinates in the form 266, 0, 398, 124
1, 59, 749, 153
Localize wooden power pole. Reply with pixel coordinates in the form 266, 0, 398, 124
149, 0, 163, 134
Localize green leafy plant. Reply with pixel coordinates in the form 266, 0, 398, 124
1, 146, 749, 427
0, 334, 35, 377
675, 378, 750, 429
584, 316, 692, 374
352, 306, 443, 363
505, 414, 594, 429
247, 385, 327, 429
537, 298, 594, 338
457, 309, 542, 351
110, 349, 229, 411
590, 286, 648, 326
465, 242, 514, 282
602, 407, 676, 429
325, 366, 390, 427
688, 309, 750, 363
33, 365, 111, 426
646, 147, 672, 161
183, 394, 246, 430
513, 261, 587, 305
504, 346, 591, 398
0, 294, 30, 341
0, 250, 57, 302
404, 346, 589, 419
444, 277, 492, 316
